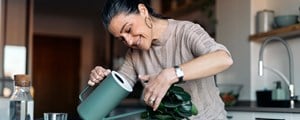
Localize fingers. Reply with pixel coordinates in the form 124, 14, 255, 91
88, 81, 95, 86
143, 84, 162, 110
144, 94, 157, 107
144, 93, 163, 111
141, 72, 172, 111
143, 86, 152, 105
88, 66, 111, 86
148, 97, 155, 106
153, 95, 163, 111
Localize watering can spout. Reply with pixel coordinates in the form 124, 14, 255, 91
103, 109, 146, 120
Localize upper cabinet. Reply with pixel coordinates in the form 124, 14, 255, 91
249, 24, 300, 42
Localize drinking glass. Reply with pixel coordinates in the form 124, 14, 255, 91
44, 113, 68, 120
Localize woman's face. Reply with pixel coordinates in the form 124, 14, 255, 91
108, 12, 153, 50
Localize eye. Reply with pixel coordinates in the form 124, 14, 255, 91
125, 28, 131, 33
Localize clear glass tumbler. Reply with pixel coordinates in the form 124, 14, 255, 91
44, 113, 68, 120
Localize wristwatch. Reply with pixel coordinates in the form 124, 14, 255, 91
174, 65, 184, 84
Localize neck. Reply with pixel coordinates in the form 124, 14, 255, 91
151, 17, 168, 40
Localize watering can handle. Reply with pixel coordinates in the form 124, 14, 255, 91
79, 85, 91, 102
79, 75, 109, 102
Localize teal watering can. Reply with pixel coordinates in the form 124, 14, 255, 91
77, 71, 145, 120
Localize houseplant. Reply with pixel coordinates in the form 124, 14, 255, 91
141, 85, 198, 120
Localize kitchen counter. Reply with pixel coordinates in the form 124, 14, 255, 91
116, 99, 300, 113
226, 101, 300, 113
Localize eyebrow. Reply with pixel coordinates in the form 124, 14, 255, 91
120, 22, 128, 34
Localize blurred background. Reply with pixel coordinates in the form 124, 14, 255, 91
0, 0, 216, 118
1, 0, 300, 119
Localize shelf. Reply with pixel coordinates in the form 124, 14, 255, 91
249, 24, 300, 42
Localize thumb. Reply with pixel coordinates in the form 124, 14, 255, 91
138, 75, 150, 83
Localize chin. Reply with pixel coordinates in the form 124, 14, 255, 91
141, 45, 151, 51
137, 47, 148, 51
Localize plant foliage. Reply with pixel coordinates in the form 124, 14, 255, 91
141, 85, 198, 120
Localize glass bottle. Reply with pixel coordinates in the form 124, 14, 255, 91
10, 74, 34, 120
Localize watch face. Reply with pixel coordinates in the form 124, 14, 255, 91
176, 67, 184, 77
174, 66, 184, 84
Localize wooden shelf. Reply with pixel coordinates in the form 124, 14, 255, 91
249, 23, 300, 42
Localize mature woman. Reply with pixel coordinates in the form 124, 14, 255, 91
88, 0, 233, 119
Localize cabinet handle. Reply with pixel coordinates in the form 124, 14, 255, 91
255, 118, 284, 120
227, 115, 233, 119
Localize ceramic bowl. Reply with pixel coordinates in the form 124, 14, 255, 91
218, 84, 243, 106
274, 15, 299, 28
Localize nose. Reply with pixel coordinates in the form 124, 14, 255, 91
122, 35, 134, 46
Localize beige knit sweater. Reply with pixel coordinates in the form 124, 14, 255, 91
118, 19, 230, 120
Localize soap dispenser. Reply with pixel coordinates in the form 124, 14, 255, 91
272, 81, 286, 100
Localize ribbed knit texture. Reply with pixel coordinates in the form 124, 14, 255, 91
118, 19, 230, 120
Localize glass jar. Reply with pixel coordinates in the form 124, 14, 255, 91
10, 74, 34, 120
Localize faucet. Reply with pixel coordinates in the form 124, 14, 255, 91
258, 36, 296, 108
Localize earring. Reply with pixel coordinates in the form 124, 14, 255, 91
145, 17, 153, 29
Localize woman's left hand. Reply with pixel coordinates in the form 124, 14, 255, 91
139, 68, 178, 111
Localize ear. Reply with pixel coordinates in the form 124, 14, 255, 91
138, 3, 149, 17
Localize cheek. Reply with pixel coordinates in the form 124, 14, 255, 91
137, 27, 151, 38
142, 38, 152, 49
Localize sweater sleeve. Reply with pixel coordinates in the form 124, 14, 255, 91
181, 22, 231, 57
117, 49, 137, 87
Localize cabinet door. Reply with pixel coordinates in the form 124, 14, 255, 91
227, 111, 253, 120
253, 112, 292, 120
292, 113, 300, 120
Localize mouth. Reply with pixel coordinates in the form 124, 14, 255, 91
136, 36, 142, 48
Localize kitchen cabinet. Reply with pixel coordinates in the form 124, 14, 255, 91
227, 111, 300, 120
249, 24, 300, 42
227, 111, 252, 120
2, 0, 33, 46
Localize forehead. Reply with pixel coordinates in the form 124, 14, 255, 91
108, 13, 138, 36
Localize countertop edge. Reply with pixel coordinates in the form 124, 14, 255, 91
226, 101, 300, 113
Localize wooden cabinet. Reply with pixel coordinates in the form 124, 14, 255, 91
249, 24, 300, 42
3, 0, 33, 46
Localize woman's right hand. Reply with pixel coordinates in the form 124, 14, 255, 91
88, 66, 111, 86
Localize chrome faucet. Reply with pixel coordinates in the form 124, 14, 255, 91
258, 36, 296, 108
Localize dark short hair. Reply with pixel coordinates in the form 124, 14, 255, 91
101, 0, 162, 28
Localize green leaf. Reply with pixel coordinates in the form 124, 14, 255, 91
173, 91, 191, 101
140, 111, 149, 119
169, 86, 184, 92
175, 109, 190, 118
179, 101, 192, 113
191, 104, 198, 115
163, 101, 181, 108
154, 115, 173, 120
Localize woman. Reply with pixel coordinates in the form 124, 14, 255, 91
88, 0, 233, 119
